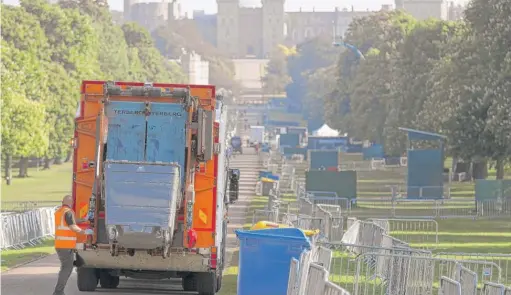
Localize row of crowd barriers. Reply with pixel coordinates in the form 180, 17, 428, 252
295, 182, 510, 220
338, 158, 407, 172
0, 207, 56, 250
286, 228, 511, 295
257, 153, 441, 247
261, 150, 511, 292
1, 200, 61, 212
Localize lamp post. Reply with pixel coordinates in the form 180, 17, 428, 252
332, 41, 365, 60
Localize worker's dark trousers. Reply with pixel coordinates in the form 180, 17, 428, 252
53, 249, 75, 295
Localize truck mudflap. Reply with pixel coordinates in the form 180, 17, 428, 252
76, 247, 211, 272
103, 161, 181, 250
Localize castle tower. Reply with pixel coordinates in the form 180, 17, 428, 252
124, 0, 137, 21
262, 0, 285, 58
216, 0, 240, 57
402, 0, 448, 20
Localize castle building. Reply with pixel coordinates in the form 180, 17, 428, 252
216, 0, 285, 58
400, 0, 449, 20
123, 0, 182, 32
215, 0, 377, 58
122, 0, 466, 59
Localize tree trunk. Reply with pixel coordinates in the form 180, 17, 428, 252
495, 158, 505, 180
451, 157, 458, 181
472, 160, 488, 180
44, 157, 52, 170
4, 154, 12, 185
65, 151, 72, 162
54, 158, 63, 165
18, 157, 29, 178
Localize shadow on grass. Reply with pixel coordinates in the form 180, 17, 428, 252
1, 239, 55, 272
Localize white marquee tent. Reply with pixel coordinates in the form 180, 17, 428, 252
312, 124, 340, 137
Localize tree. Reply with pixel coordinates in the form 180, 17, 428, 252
462, 0, 511, 178
322, 1, 511, 178
325, 11, 416, 150
151, 20, 237, 89
21, 0, 101, 79
1, 43, 49, 181
262, 45, 294, 95
303, 65, 336, 130
383, 19, 463, 154
122, 22, 186, 83
286, 35, 338, 114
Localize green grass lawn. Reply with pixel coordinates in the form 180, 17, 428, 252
0, 165, 69, 270
1, 163, 73, 203
1, 239, 55, 272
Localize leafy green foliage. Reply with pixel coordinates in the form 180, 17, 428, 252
1, 1, 185, 180
274, 2, 510, 177
323, 2, 510, 175
1, 42, 49, 158
151, 20, 237, 89
262, 45, 294, 95
285, 35, 338, 115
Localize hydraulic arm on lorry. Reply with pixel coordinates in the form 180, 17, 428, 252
71, 81, 237, 295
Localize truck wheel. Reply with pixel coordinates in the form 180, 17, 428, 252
99, 270, 120, 289
195, 272, 217, 295
77, 267, 99, 292
182, 275, 197, 291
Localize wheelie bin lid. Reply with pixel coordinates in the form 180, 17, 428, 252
236, 227, 311, 243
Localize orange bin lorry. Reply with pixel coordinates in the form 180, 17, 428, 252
71, 81, 236, 294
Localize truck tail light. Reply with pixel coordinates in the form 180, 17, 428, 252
186, 229, 197, 248
210, 252, 217, 269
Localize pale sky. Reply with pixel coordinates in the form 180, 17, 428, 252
3, 0, 469, 16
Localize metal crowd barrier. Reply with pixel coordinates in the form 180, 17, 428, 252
287, 246, 351, 295
482, 282, 510, 295
1, 201, 60, 212
435, 252, 511, 286
271, 145, 511, 295
440, 276, 462, 295
0, 207, 56, 250
366, 218, 439, 249
352, 198, 510, 219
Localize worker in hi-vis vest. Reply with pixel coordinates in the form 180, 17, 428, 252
53, 195, 92, 295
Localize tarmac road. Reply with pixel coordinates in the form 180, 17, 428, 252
1, 254, 192, 294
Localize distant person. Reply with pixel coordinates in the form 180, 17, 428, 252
53, 195, 92, 295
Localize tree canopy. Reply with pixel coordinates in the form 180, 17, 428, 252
152, 19, 239, 90
264, 0, 511, 178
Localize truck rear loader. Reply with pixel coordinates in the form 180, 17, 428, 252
71, 81, 238, 295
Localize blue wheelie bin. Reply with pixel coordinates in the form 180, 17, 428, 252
236, 228, 312, 295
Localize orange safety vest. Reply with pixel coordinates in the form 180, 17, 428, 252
54, 206, 77, 249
